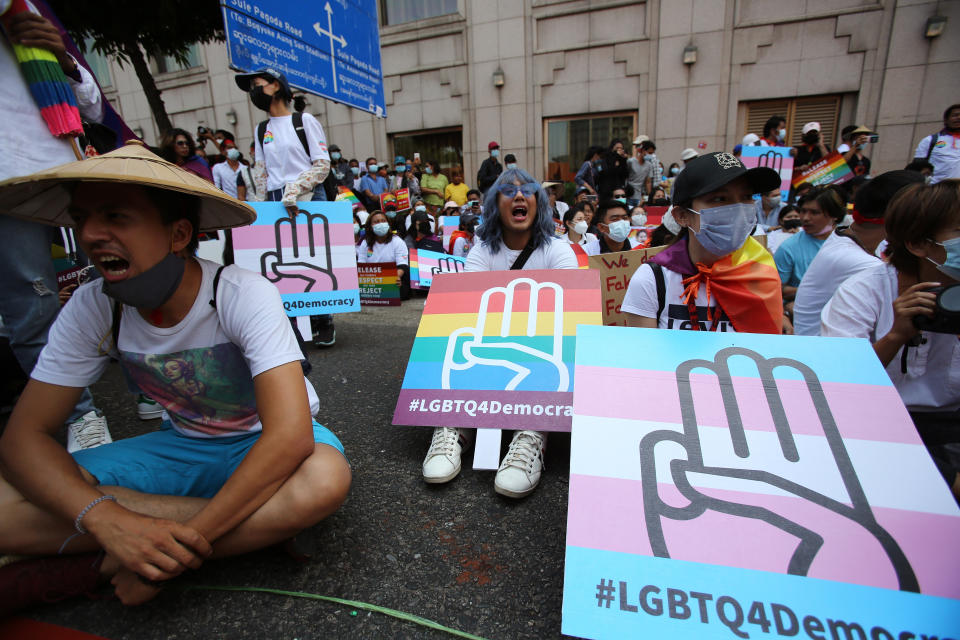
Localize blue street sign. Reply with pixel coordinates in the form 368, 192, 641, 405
221, 0, 386, 117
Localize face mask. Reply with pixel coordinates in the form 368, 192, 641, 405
215, 138, 224, 147
415, 205, 427, 213
506, 163, 517, 170
605, 219, 631, 243
226, 149, 240, 161
249, 86, 273, 111
100, 253, 185, 309
763, 194, 781, 207
368, 164, 378, 173
652, 198, 671, 206
632, 213, 647, 227
670, 167, 680, 176
812, 221, 834, 236
395, 165, 405, 172
372, 222, 390, 237
689, 202, 755, 256
491, 149, 499, 158
928, 237, 960, 280
331, 152, 341, 161
594, 162, 603, 170
353, 223, 360, 234
573, 220, 588, 235
350, 166, 360, 176
425, 167, 433, 175
857, 144, 865, 151
615, 197, 627, 204
778, 128, 786, 139
781, 218, 802, 230
385, 211, 396, 219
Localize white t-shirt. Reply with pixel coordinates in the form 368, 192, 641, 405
564, 232, 598, 250
212, 161, 242, 199
465, 236, 578, 272
821, 262, 960, 411
583, 236, 639, 255
914, 132, 960, 185
765, 229, 796, 255
254, 113, 330, 191
792, 232, 879, 336
356, 235, 409, 265
452, 236, 473, 259
33, 259, 319, 437
622, 262, 735, 331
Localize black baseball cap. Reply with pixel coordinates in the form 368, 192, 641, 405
234, 68, 292, 98
671, 151, 780, 207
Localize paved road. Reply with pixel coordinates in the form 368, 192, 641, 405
21, 297, 576, 639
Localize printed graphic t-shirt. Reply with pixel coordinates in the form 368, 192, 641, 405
622, 262, 735, 331
465, 236, 578, 272
255, 113, 330, 192
33, 259, 320, 438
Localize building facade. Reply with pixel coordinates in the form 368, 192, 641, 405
93, 0, 958, 184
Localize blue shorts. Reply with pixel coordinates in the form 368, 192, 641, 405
72, 420, 344, 499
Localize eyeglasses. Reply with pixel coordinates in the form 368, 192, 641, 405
175, 140, 189, 146
497, 183, 539, 198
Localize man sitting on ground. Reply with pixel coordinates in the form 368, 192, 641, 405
585, 200, 638, 254
0, 142, 351, 613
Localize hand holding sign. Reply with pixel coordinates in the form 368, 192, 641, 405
639, 347, 918, 591
441, 278, 570, 393
260, 209, 339, 293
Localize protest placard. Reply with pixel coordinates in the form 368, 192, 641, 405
232, 202, 360, 316
562, 326, 960, 639
414, 248, 465, 288
791, 151, 853, 189
587, 246, 666, 325
358, 262, 400, 306
741, 146, 794, 200
394, 269, 602, 431
642, 205, 669, 227
379, 188, 410, 212
441, 215, 459, 253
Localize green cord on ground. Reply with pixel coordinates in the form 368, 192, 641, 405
182, 584, 490, 640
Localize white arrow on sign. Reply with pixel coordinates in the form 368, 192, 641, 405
313, 2, 348, 93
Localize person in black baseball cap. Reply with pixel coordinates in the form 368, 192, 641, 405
621, 151, 786, 334
234, 67, 293, 107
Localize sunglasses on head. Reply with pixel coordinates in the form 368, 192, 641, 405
497, 183, 539, 198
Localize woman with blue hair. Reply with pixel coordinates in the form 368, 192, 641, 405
422, 168, 578, 497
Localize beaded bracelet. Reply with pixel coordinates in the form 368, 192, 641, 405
59, 494, 117, 554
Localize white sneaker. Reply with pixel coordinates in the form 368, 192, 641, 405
136, 394, 163, 420
66, 411, 112, 453
422, 427, 473, 483
494, 430, 546, 498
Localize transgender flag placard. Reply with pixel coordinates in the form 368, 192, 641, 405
740, 146, 794, 200
232, 202, 360, 316
394, 269, 601, 431
563, 326, 960, 639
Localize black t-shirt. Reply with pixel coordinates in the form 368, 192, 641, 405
847, 153, 871, 176
794, 143, 830, 170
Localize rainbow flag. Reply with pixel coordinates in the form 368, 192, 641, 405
3, 0, 83, 138
335, 186, 361, 206
570, 243, 590, 268
791, 150, 853, 189
408, 248, 422, 289
393, 269, 602, 431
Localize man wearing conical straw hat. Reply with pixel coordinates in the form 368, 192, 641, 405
0, 141, 351, 611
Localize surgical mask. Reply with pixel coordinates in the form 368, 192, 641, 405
249, 86, 273, 111
615, 197, 627, 204
353, 223, 360, 234
812, 222, 834, 236
594, 162, 602, 170
506, 163, 517, 170
573, 220, 588, 235
857, 144, 865, 151
100, 253, 185, 309
631, 213, 647, 227
605, 219, 631, 243
928, 237, 960, 280
372, 222, 390, 237
491, 149, 499, 158
385, 211, 396, 219
331, 152, 341, 161
763, 194, 781, 207
670, 167, 680, 176
415, 205, 427, 213
778, 128, 786, 139
350, 166, 360, 176
425, 167, 433, 175
689, 202, 755, 256
368, 164, 378, 173
226, 148, 240, 161
395, 165, 405, 172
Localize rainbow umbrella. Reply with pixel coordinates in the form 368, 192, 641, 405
2, 0, 83, 138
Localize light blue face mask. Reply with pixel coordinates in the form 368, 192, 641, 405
688, 202, 755, 256
506, 163, 517, 170
372, 222, 390, 237
415, 205, 427, 213
425, 167, 433, 175
395, 165, 405, 172
491, 149, 499, 158
353, 223, 360, 234
368, 164, 378, 173
331, 152, 341, 161
350, 166, 360, 176
605, 219, 631, 243
929, 237, 960, 281
385, 211, 397, 219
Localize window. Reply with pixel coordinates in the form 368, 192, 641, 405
82, 38, 112, 88
381, 0, 457, 25
743, 95, 841, 148
544, 113, 635, 183
393, 127, 463, 180
151, 43, 202, 74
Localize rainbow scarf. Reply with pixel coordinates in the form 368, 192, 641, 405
569, 242, 590, 268
3, 0, 83, 138
651, 236, 782, 334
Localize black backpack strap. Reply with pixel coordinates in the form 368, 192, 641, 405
510, 237, 537, 270
111, 299, 122, 354
925, 132, 939, 162
257, 120, 267, 149
209, 265, 227, 309
292, 112, 310, 157
651, 262, 666, 326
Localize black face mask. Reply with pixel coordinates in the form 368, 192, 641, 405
781, 218, 802, 230
101, 253, 185, 309
249, 86, 273, 112
651, 198, 670, 206
802, 132, 819, 145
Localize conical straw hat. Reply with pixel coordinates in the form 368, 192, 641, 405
0, 140, 255, 232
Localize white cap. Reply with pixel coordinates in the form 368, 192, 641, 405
444, 200, 460, 209
741, 133, 760, 146
633, 135, 650, 146
802, 122, 820, 135
680, 148, 699, 161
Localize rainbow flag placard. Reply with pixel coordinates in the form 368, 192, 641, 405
394, 269, 602, 431
414, 248, 466, 288
358, 262, 400, 306
232, 202, 360, 316
562, 326, 960, 639
791, 150, 853, 189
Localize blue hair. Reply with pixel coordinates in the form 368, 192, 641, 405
477, 168, 555, 254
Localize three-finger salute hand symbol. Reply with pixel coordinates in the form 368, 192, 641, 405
260, 210, 339, 293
